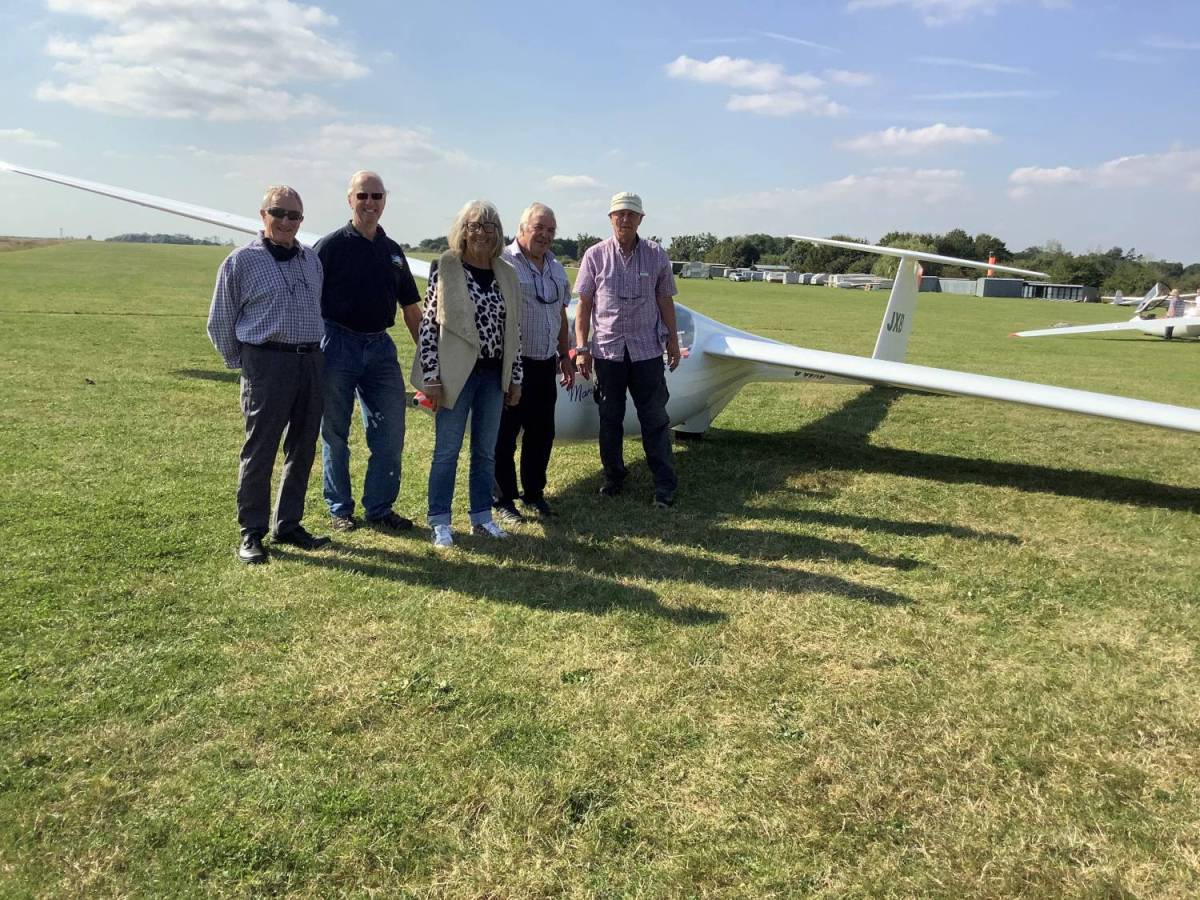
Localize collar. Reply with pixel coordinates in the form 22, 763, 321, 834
344, 221, 388, 243
258, 232, 304, 261
507, 238, 556, 271
610, 234, 640, 255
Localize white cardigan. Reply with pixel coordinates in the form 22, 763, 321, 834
413, 250, 522, 410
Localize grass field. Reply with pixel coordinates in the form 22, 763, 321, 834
2, 241, 1199, 898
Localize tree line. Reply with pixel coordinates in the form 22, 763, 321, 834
665, 229, 1200, 293
404, 227, 1200, 292
107, 233, 231, 246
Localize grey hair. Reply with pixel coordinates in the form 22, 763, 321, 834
518, 202, 556, 232
347, 170, 386, 195
261, 185, 302, 210
448, 200, 504, 258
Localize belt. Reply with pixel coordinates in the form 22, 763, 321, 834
257, 341, 320, 354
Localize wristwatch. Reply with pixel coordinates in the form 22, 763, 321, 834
574, 345, 591, 354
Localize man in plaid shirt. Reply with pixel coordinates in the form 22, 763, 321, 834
573, 191, 681, 508
207, 185, 330, 565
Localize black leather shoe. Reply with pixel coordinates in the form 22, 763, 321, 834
522, 497, 554, 517
599, 480, 624, 497
273, 525, 331, 550
367, 511, 414, 532
237, 533, 268, 565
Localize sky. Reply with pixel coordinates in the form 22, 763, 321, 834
1, 0, 1198, 261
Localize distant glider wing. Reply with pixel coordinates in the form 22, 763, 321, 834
1011, 320, 1147, 337
704, 333, 1200, 433
0, 159, 324, 245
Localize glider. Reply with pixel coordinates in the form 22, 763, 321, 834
4, 159, 1200, 437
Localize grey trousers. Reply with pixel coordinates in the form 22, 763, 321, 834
236, 344, 324, 537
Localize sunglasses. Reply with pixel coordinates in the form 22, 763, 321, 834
355, 192, 386, 201
466, 222, 497, 234
265, 207, 304, 222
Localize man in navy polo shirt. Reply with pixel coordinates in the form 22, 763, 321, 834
315, 170, 423, 533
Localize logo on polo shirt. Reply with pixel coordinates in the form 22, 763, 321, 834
391, 255, 406, 269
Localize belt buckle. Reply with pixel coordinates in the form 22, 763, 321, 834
296, 344, 311, 354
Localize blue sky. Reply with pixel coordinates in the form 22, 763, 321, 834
1, 0, 1198, 260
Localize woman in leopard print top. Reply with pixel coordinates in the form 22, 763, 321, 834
419, 200, 523, 547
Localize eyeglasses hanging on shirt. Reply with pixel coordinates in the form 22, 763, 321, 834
533, 272, 564, 306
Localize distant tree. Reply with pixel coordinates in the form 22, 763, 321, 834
704, 236, 760, 269
668, 234, 700, 261
784, 234, 870, 273
418, 236, 449, 252
576, 233, 602, 256
1101, 260, 1159, 295
667, 232, 719, 261
551, 237, 578, 260
972, 233, 1011, 264
105, 232, 223, 245
872, 235, 937, 278
1051, 256, 1105, 288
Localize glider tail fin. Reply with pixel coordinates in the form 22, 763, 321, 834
788, 234, 1049, 364
871, 256, 919, 362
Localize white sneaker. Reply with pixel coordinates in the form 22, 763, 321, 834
470, 520, 510, 539
431, 524, 453, 548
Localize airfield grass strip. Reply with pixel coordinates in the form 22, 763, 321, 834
1, 242, 1198, 897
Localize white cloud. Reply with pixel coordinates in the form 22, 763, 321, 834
0, 128, 61, 148
714, 167, 968, 212
1007, 150, 1200, 198
825, 69, 875, 87
666, 55, 844, 118
36, 0, 365, 121
913, 56, 1032, 75
839, 123, 998, 153
546, 174, 600, 190
303, 124, 473, 168
727, 92, 845, 117
160, 123, 472, 182
665, 54, 822, 91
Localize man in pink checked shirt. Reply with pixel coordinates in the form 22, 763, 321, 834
573, 191, 681, 509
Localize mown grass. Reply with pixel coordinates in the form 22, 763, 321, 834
1, 241, 1198, 898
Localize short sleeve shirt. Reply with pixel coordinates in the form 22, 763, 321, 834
315, 222, 420, 332
574, 236, 677, 362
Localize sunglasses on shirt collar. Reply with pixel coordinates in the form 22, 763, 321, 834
265, 207, 304, 221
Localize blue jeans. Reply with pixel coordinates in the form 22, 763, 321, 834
427, 366, 504, 527
320, 320, 407, 520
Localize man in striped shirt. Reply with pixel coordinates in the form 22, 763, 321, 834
573, 191, 681, 508
207, 185, 330, 564
493, 202, 575, 522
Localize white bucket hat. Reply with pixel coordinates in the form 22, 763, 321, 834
608, 191, 644, 215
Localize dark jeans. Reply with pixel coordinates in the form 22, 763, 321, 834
237, 343, 324, 537
320, 320, 407, 520
593, 350, 677, 497
494, 355, 558, 505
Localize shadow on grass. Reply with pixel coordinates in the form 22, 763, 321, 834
700, 386, 1200, 515
281, 383, 1198, 613
173, 368, 239, 384
282, 543, 728, 625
